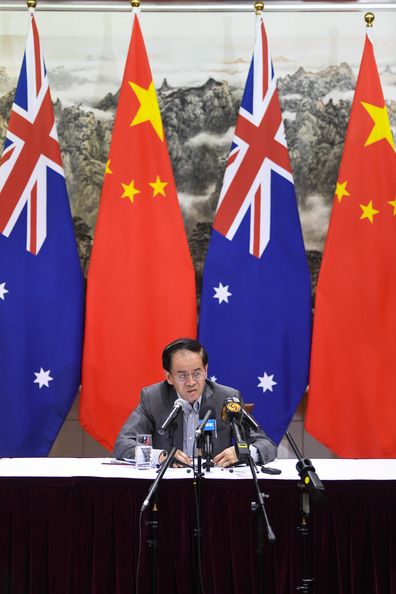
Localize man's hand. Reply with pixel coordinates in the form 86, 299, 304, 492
213, 446, 238, 468
173, 449, 193, 467
158, 449, 192, 467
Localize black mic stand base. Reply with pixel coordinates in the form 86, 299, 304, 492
296, 487, 314, 594
285, 431, 327, 594
203, 458, 214, 472
192, 439, 207, 594
146, 496, 159, 594
140, 446, 178, 594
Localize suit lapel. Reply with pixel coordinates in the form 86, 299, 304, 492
201, 381, 214, 408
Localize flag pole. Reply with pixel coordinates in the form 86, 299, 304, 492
365, 10, 375, 26
254, 0, 263, 29
3, 1, 396, 12
130, 0, 140, 24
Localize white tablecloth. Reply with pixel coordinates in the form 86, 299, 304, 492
0, 457, 394, 481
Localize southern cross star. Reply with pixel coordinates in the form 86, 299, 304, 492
34, 368, 54, 389
258, 372, 277, 393
0, 282, 9, 300
213, 282, 232, 304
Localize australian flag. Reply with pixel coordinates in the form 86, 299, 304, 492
199, 18, 312, 444
0, 13, 84, 456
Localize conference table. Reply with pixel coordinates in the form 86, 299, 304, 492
0, 458, 394, 594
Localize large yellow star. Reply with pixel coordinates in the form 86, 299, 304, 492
149, 175, 168, 197
388, 198, 396, 215
129, 81, 164, 141
121, 179, 140, 204
360, 200, 379, 223
105, 159, 113, 175
361, 101, 395, 151
335, 180, 350, 203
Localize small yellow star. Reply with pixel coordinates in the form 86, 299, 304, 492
335, 180, 350, 203
129, 80, 164, 141
360, 200, 379, 224
121, 179, 140, 204
361, 101, 395, 151
388, 198, 396, 216
105, 160, 113, 175
149, 175, 168, 197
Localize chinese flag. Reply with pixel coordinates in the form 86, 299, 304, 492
80, 14, 197, 450
306, 33, 396, 457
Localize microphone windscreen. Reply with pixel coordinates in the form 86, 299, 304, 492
158, 397, 187, 435
174, 397, 187, 409
221, 396, 242, 421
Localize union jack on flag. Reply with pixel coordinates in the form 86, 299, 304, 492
0, 15, 64, 255
214, 21, 293, 259
199, 17, 312, 445
0, 12, 84, 456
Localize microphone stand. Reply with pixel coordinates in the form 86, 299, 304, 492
192, 433, 206, 594
247, 453, 276, 594
285, 432, 326, 594
141, 446, 177, 512
190, 408, 216, 591
140, 446, 177, 594
203, 431, 214, 472
230, 417, 275, 594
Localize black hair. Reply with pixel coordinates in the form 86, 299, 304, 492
162, 338, 209, 372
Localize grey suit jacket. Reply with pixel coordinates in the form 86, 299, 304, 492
113, 380, 277, 463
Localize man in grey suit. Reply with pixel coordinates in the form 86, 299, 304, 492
114, 338, 277, 467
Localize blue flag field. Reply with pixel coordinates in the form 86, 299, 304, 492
199, 18, 312, 444
0, 13, 84, 456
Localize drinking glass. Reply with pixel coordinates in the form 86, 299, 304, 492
135, 434, 152, 470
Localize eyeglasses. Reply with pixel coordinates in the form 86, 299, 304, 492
173, 370, 205, 383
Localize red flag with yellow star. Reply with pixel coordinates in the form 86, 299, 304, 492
79, 14, 196, 450
305, 33, 396, 457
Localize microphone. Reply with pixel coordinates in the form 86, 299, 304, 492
222, 396, 242, 419
221, 396, 250, 463
195, 404, 216, 440
222, 396, 260, 431
231, 420, 250, 463
195, 404, 216, 471
158, 398, 186, 435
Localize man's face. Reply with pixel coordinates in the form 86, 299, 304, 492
165, 349, 207, 403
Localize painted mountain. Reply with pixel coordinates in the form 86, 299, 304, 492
1, 61, 396, 302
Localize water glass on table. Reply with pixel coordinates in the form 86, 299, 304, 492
135, 434, 152, 469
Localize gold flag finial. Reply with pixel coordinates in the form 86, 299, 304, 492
130, 0, 140, 8
26, 0, 37, 7
365, 12, 375, 27
254, 1, 264, 16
